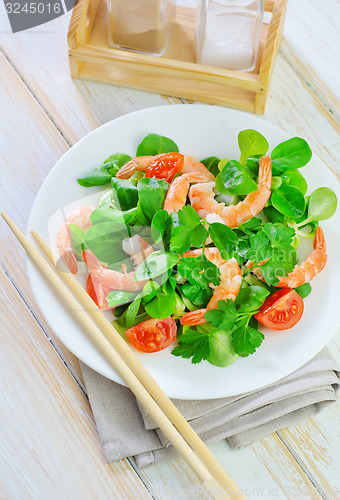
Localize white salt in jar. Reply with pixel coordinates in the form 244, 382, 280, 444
196, 0, 264, 71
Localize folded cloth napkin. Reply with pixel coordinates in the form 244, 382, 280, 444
80, 347, 339, 468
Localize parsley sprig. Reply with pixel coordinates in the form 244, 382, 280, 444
171, 323, 238, 366
171, 329, 211, 364
170, 205, 208, 254
205, 287, 269, 357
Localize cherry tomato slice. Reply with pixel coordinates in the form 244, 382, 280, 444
145, 153, 184, 183
254, 288, 304, 331
125, 317, 177, 353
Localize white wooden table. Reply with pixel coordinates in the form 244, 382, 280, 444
1, 1, 339, 498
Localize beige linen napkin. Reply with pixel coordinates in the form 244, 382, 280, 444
80, 347, 339, 468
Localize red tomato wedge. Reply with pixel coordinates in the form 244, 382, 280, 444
145, 153, 184, 183
125, 317, 177, 353
254, 288, 304, 330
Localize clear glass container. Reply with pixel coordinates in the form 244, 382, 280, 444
108, 0, 176, 56
196, 0, 264, 71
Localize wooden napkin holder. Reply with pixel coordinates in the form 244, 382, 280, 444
68, 0, 286, 114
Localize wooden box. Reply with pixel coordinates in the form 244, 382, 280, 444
68, 0, 286, 114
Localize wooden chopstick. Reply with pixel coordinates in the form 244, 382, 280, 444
2, 212, 245, 500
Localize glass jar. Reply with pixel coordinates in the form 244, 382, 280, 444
108, 0, 176, 56
196, 0, 264, 71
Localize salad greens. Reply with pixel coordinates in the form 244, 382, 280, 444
138, 177, 169, 220
238, 129, 269, 164
77, 153, 132, 187
85, 222, 129, 263
271, 184, 306, 218
136, 133, 179, 156
70, 129, 337, 368
301, 187, 337, 224
135, 251, 179, 281
271, 137, 312, 175
215, 160, 258, 195
111, 177, 139, 211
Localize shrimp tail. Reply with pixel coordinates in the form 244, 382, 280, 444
164, 173, 207, 213
116, 156, 160, 179
258, 155, 272, 190
61, 249, 78, 275
86, 273, 111, 310
82, 249, 110, 310
82, 249, 104, 270
180, 309, 207, 325
57, 225, 78, 274
314, 226, 326, 250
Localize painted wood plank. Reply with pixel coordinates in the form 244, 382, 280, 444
136, 434, 324, 500
283, 0, 340, 103
279, 39, 340, 122
0, 266, 152, 500
0, 50, 84, 385
0, 11, 180, 146
264, 55, 340, 177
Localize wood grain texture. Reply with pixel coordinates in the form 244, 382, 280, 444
0, 51, 85, 385
265, 55, 340, 178
0, 11, 177, 145
136, 434, 325, 500
68, 0, 101, 49
279, 39, 340, 123
276, 336, 340, 500
283, 0, 340, 103
0, 266, 152, 500
255, 0, 286, 113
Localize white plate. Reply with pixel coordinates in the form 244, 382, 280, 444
27, 104, 340, 399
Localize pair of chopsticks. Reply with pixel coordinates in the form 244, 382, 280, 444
2, 212, 245, 500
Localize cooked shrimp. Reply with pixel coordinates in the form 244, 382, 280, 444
189, 155, 272, 228
181, 156, 215, 180
82, 235, 153, 307
248, 226, 327, 288
90, 268, 148, 292
163, 173, 208, 213
57, 205, 95, 274
180, 248, 242, 326
116, 155, 162, 179
116, 154, 215, 181
90, 235, 153, 292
